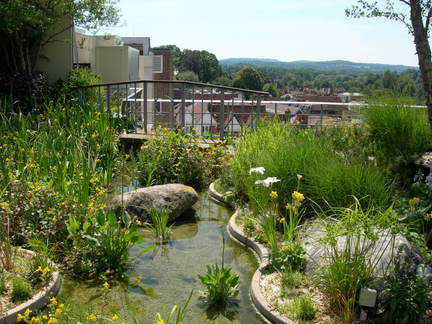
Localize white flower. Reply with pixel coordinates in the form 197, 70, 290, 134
249, 167, 266, 175
296, 174, 303, 180
255, 177, 281, 187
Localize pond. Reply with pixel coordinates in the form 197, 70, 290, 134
60, 179, 266, 323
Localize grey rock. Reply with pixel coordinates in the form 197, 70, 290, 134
110, 184, 199, 222
300, 219, 423, 278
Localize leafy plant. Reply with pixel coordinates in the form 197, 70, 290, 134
198, 264, 239, 306
381, 263, 429, 324
67, 210, 146, 276
145, 207, 173, 242
154, 290, 193, 324
137, 127, 226, 189
289, 294, 316, 322
259, 213, 278, 251
271, 241, 306, 272
11, 278, 32, 302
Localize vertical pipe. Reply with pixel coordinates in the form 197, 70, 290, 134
191, 85, 195, 131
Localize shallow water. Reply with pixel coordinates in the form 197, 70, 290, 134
61, 180, 266, 323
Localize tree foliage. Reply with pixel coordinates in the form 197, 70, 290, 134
233, 66, 265, 91
347, 0, 432, 127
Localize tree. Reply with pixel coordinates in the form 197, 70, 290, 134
233, 66, 264, 91
0, 0, 119, 94
176, 70, 199, 82
347, 0, 432, 128
263, 83, 279, 97
179, 50, 221, 83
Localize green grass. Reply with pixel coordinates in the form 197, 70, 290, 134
145, 207, 173, 242
230, 120, 392, 215
11, 278, 32, 302
289, 294, 316, 322
362, 98, 431, 162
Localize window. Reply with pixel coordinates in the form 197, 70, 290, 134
152, 55, 163, 73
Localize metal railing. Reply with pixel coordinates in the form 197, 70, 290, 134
76, 80, 422, 139
75, 80, 268, 139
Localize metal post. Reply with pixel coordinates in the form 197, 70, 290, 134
256, 96, 261, 128
106, 85, 111, 113
220, 90, 225, 140
181, 83, 186, 128
143, 82, 148, 134
320, 104, 323, 129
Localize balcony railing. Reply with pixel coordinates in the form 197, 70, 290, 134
74, 80, 424, 140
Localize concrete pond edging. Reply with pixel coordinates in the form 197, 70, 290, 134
0, 250, 62, 324
208, 182, 293, 324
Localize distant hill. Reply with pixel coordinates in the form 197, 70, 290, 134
219, 58, 417, 73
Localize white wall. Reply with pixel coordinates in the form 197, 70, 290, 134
36, 17, 73, 83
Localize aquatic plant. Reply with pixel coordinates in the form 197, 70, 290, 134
145, 207, 173, 242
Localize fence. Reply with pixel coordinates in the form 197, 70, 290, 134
74, 80, 393, 139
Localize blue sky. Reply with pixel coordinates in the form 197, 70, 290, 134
100, 0, 418, 66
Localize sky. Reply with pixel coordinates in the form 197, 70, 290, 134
99, 0, 419, 67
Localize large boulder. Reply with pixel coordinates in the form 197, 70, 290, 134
110, 184, 199, 222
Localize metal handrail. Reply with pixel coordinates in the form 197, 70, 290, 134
73, 79, 270, 96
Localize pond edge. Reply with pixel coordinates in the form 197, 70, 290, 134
0, 250, 62, 324
208, 182, 292, 324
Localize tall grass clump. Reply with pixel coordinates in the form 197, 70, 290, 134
318, 199, 396, 323
362, 98, 431, 163
230, 120, 391, 214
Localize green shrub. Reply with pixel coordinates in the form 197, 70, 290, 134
11, 278, 32, 302
362, 98, 431, 163
381, 264, 429, 324
271, 241, 306, 272
289, 294, 316, 322
58, 68, 101, 104
198, 264, 239, 305
230, 120, 391, 216
137, 127, 226, 189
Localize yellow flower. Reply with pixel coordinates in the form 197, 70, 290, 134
55, 308, 62, 316
58, 303, 65, 309
35, 266, 43, 273
102, 281, 109, 288
43, 266, 51, 273
112, 314, 119, 321
155, 320, 165, 324
269, 191, 278, 199
292, 191, 305, 202
0, 202, 10, 208
50, 297, 57, 305
24, 308, 32, 316
16, 314, 26, 322
30, 317, 41, 323
88, 314, 97, 322
47, 318, 57, 324
409, 197, 420, 211
42, 315, 49, 320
